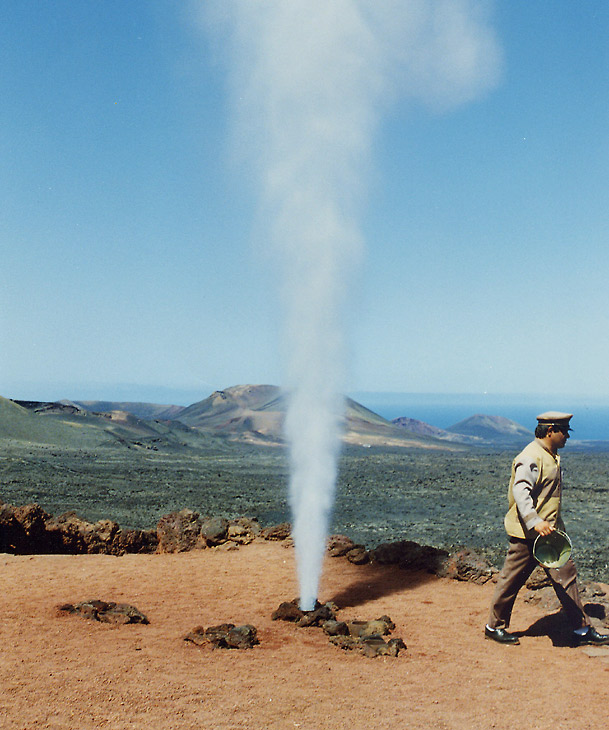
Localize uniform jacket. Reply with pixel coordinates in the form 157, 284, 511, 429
504, 438, 565, 539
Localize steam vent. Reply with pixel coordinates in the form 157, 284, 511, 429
272, 599, 407, 658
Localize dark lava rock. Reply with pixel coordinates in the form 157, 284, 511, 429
329, 634, 407, 658
45, 513, 120, 554
436, 548, 496, 584
371, 540, 447, 572
113, 528, 158, 554
226, 624, 259, 649
227, 517, 260, 545
184, 623, 259, 649
261, 522, 292, 541
297, 604, 336, 628
156, 509, 203, 553
200, 516, 230, 546
272, 598, 337, 627
327, 534, 356, 557
59, 600, 149, 624
346, 616, 395, 638
0, 503, 28, 553
272, 601, 304, 622
346, 546, 370, 565
0, 501, 158, 555
322, 620, 349, 636
13, 503, 51, 543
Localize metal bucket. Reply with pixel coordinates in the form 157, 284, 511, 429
533, 529, 572, 569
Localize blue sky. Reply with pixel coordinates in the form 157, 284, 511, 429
2, 1, 608, 407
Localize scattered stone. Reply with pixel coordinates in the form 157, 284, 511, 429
329, 634, 407, 658
184, 623, 259, 649
156, 509, 203, 553
59, 600, 149, 624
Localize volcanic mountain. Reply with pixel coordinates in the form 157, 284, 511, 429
172, 384, 450, 448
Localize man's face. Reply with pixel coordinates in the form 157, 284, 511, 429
549, 426, 570, 450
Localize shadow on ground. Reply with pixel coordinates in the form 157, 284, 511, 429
515, 612, 574, 647
328, 563, 437, 609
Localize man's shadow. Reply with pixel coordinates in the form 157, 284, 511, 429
514, 611, 574, 647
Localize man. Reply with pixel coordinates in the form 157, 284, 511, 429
485, 411, 609, 646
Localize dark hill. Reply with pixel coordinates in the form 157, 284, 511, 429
75, 400, 185, 421
447, 414, 533, 444
392, 416, 483, 445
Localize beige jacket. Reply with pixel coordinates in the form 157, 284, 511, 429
504, 439, 564, 539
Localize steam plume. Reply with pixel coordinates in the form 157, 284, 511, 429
202, 0, 501, 610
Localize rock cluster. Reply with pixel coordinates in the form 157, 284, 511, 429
326, 533, 497, 584
58, 599, 149, 624
0, 501, 498, 587
272, 598, 406, 658
0, 501, 262, 556
156, 510, 261, 552
0, 502, 157, 555
184, 623, 259, 649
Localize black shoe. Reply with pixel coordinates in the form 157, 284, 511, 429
572, 627, 609, 647
485, 626, 520, 645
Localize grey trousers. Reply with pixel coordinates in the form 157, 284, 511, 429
488, 537, 589, 630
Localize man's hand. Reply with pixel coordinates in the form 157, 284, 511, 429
534, 520, 554, 537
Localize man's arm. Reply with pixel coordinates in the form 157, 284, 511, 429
512, 459, 553, 534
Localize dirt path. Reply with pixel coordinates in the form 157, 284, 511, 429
1, 542, 608, 730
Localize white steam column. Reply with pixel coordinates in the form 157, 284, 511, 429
204, 0, 502, 611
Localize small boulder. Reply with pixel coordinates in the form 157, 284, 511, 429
327, 534, 356, 557
436, 548, 496, 584
297, 604, 336, 628
156, 509, 203, 553
272, 601, 304, 622
200, 517, 229, 546
346, 546, 370, 565
261, 523, 291, 541
184, 623, 259, 649
113, 528, 159, 554
322, 620, 349, 636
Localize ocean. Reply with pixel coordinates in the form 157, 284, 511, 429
350, 392, 609, 442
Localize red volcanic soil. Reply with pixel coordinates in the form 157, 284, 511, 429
1, 542, 608, 730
